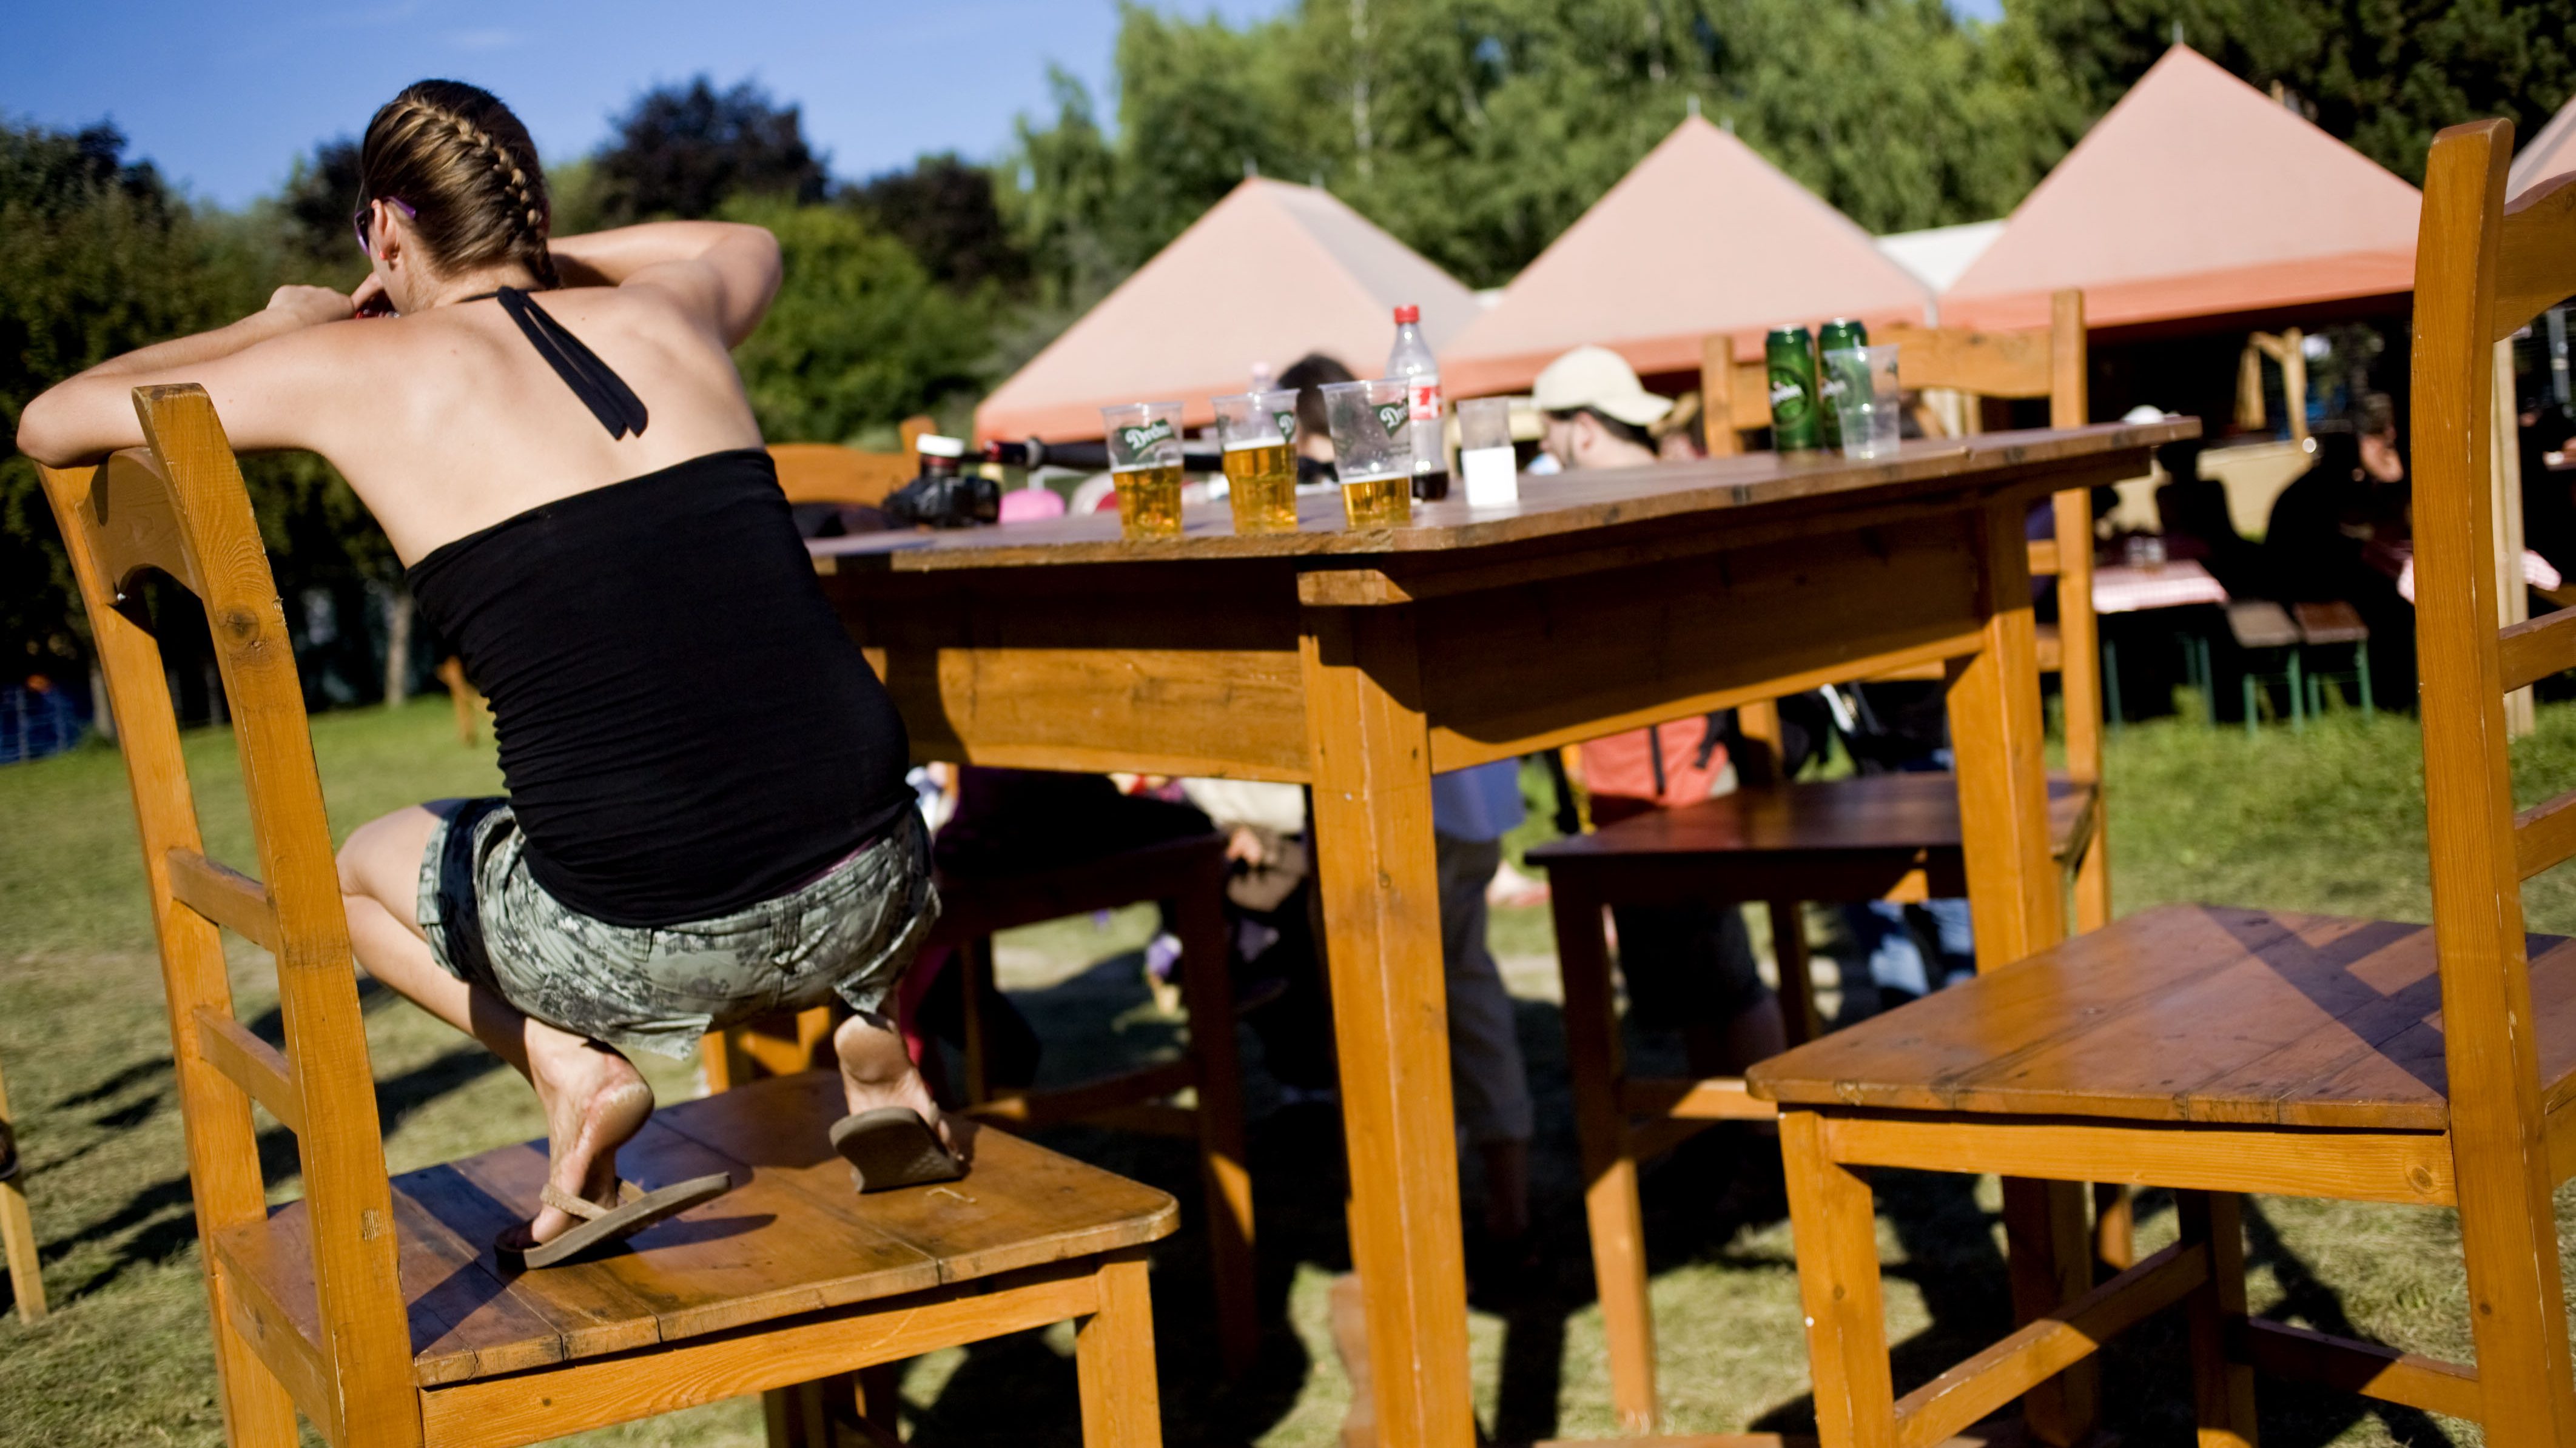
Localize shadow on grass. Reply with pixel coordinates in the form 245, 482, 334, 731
39, 1038, 503, 1301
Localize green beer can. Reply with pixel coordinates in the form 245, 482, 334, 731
1765, 325, 1821, 452
1815, 318, 1870, 450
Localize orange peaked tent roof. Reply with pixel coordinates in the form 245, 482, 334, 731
974, 178, 1476, 443
2511, 95, 2576, 199
1943, 45, 2421, 332
1439, 115, 1932, 398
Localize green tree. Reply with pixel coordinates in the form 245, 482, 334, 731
724, 197, 990, 446
596, 76, 830, 223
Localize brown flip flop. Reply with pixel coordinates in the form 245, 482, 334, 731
495, 1172, 733, 1270
830, 1108, 964, 1192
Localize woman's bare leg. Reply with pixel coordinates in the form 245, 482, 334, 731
337, 805, 652, 1246
833, 1010, 967, 1160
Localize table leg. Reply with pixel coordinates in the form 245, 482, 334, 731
1946, 499, 2094, 1446
1300, 605, 1476, 1448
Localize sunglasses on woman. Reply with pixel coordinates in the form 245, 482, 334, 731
352, 196, 417, 256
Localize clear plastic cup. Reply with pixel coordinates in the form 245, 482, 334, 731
1098, 401, 1186, 538
1321, 379, 1414, 529
1822, 344, 1902, 461
1212, 389, 1301, 534
1456, 396, 1518, 506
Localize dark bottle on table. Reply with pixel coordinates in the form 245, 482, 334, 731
1765, 324, 1822, 452
1815, 318, 1870, 451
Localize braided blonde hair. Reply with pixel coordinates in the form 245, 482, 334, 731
360, 80, 559, 287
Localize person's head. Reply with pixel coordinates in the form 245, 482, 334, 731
1279, 352, 1354, 464
1652, 390, 1706, 461
357, 80, 556, 312
1533, 345, 1669, 471
2353, 392, 2403, 483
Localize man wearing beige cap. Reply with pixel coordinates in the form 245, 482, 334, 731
1535, 343, 1789, 1227
1534, 344, 1672, 471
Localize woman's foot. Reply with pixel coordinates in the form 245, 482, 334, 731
503, 1033, 654, 1252
833, 1012, 967, 1162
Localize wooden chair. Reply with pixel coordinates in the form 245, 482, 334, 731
708, 831, 1258, 1374
0, 1050, 44, 1321
1744, 119, 2576, 1448
39, 384, 1175, 1448
1530, 290, 2106, 1433
751, 434, 1260, 1373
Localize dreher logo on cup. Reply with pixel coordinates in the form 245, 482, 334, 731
1120, 417, 1176, 452
1274, 411, 1298, 443
1374, 401, 1410, 435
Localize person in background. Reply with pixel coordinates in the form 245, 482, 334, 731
1653, 390, 1706, 461
1535, 345, 1787, 1217
1280, 352, 1354, 483
1431, 759, 1537, 1259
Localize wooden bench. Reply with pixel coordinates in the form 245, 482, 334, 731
38, 387, 1176, 1448
1747, 118, 2576, 1448
1529, 290, 2111, 1433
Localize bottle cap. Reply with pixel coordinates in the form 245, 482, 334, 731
1393, 304, 1420, 324
917, 434, 966, 458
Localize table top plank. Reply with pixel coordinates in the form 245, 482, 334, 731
812, 423, 2193, 574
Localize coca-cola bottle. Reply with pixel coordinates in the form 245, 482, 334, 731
1387, 304, 1450, 501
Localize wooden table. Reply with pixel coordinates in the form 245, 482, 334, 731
810, 420, 2194, 1448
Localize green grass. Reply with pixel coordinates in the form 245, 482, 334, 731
8, 697, 2576, 1446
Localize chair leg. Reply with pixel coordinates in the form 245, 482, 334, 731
1077, 1252, 1164, 1448
853, 1363, 906, 1447
2288, 649, 2305, 731
2176, 1191, 2257, 1448
1780, 1110, 1895, 1448
2356, 643, 2375, 721
2102, 636, 2122, 733
764, 1376, 841, 1448
1769, 899, 1823, 1046
1552, 879, 1657, 1431
2073, 813, 2112, 937
2004, 1178, 2099, 1446
209, 1272, 302, 1447
1174, 872, 1258, 1375
2242, 671, 2258, 736
0, 1059, 44, 1322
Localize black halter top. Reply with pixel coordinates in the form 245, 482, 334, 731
407, 290, 912, 927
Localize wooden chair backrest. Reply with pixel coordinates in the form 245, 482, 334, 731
34, 386, 414, 1444
1706, 293, 2101, 799
770, 414, 937, 508
2412, 119, 2576, 1344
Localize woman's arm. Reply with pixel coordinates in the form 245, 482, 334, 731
15, 287, 362, 466
550, 221, 782, 348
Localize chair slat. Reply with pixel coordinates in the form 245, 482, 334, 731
2494, 172, 2576, 344
167, 848, 280, 954
2500, 605, 2576, 694
2517, 786, 2576, 880
1878, 323, 2057, 400
193, 1006, 304, 1136
2242, 1319, 2481, 1421
78, 451, 204, 602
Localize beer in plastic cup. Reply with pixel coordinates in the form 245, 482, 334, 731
1099, 401, 1187, 538
1321, 379, 1414, 529
1456, 397, 1517, 507
1822, 345, 1902, 461
1212, 389, 1301, 534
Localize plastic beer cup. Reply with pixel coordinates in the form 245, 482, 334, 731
1212, 389, 1301, 534
1320, 379, 1413, 529
1098, 401, 1187, 538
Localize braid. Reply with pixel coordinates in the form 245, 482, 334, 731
366, 84, 559, 287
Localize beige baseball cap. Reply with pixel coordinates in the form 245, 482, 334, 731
1532, 344, 1673, 427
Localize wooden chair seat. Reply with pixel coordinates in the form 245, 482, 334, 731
1751, 902, 2576, 1133
711, 830, 1258, 1373
215, 1070, 1174, 1438
1532, 771, 2094, 903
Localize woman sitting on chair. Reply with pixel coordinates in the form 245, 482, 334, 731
18, 80, 961, 1266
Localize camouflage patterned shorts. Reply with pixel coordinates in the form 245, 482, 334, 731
416, 799, 939, 1061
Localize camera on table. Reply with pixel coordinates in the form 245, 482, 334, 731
884, 434, 999, 529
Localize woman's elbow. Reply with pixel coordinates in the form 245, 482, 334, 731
13, 388, 78, 468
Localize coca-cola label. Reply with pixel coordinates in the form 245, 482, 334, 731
1408, 380, 1442, 422
1118, 418, 1175, 453
1375, 401, 1410, 435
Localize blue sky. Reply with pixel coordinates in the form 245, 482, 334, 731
0, 0, 1288, 208
5, 0, 2002, 209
